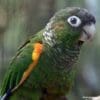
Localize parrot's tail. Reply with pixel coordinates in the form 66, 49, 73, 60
0, 89, 12, 100
0, 94, 7, 100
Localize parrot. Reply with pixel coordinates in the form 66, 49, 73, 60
0, 7, 96, 100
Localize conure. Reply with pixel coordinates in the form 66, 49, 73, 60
0, 7, 96, 100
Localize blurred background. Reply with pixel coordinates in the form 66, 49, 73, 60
0, 0, 100, 100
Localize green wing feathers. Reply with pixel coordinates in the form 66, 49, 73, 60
0, 41, 34, 96
0, 30, 43, 97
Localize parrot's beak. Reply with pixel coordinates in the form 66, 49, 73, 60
79, 24, 96, 42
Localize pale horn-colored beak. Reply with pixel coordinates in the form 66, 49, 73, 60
79, 23, 96, 41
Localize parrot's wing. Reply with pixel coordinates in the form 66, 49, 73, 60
17, 33, 37, 51
18, 39, 31, 51
0, 38, 43, 99
0, 40, 32, 95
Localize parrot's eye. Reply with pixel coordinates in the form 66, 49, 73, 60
67, 16, 81, 27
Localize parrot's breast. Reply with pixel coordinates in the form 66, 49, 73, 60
30, 43, 81, 94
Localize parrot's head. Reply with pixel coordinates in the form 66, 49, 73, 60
43, 7, 96, 48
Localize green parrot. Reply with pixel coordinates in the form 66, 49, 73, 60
0, 7, 96, 100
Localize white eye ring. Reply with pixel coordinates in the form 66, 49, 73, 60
67, 16, 81, 27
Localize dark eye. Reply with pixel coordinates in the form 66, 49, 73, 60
67, 16, 81, 27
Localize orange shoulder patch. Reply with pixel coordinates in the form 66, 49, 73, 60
32, 43, 43, 61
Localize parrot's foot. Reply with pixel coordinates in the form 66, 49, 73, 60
40, 89, 67, 100
59, 96, 68, 100
40, 95, 68, 100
